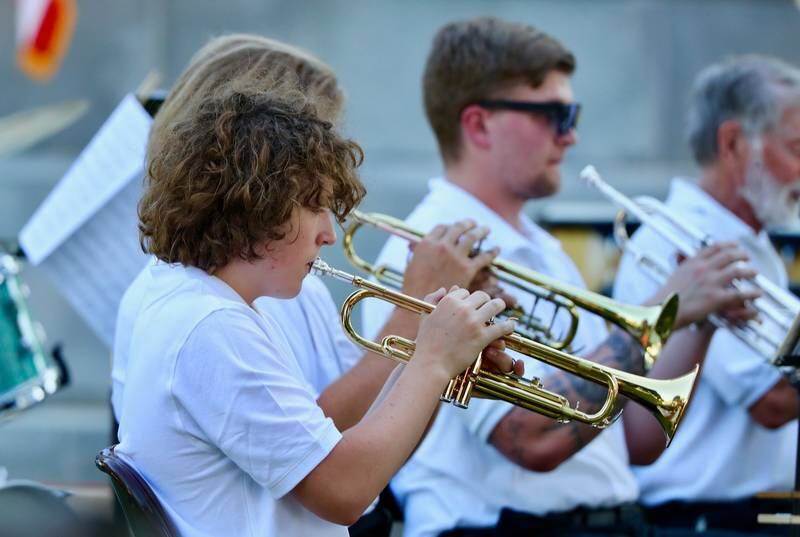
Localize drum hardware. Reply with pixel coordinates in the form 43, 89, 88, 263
0, 249, 68, 421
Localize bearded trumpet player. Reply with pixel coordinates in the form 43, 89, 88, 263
359, 17, 761, 537
605, 56, 800, 536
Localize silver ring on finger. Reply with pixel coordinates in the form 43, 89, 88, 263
469, 238, 485, 258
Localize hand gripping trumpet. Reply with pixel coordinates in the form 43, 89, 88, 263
581, 165, 800, 369
312, 258, 698, 444
343, 210, 678, 366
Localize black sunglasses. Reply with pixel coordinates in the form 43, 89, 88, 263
476, 100, 581, 136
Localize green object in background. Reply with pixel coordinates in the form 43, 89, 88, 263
0, 279, 39, 394
0, 254, 52, 412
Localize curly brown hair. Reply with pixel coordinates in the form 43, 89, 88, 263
424, 17, 575, 163
139, 88, 365, 272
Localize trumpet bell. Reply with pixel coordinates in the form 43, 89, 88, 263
615, 366, 699, 443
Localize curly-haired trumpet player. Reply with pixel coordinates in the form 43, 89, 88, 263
111, 34, 520, 537
613, 55, 800, 536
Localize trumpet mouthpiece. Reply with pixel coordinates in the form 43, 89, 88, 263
311, 258, 356, 284
580, 165, 601, 186
311, 258, 331, 273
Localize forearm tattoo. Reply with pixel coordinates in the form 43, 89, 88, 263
541, 328, 645, 448
492, 328, 647, 462
543, 328, 644, 407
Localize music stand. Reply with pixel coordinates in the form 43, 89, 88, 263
758, 310, 800, 534
775, 312, 800, 368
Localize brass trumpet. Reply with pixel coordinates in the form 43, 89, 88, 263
581, 165, 800, 369
343, 210, 678, 365
312, 259, 697, 444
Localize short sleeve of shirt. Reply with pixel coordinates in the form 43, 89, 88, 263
702, 330, 783, 408
172, 309, 342, 499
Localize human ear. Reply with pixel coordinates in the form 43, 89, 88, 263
717, 120, 749, 177
460, 104, 492, 151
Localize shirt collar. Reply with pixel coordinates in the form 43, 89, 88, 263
150, 261, 249, 306
427, 177, 562, 256
666, 178, 765, 243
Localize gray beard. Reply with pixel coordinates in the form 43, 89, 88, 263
740, 143, 800, 230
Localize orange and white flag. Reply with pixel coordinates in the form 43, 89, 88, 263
15, 0, 77, 82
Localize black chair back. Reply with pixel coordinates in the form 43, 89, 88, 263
95, 445, 178, 537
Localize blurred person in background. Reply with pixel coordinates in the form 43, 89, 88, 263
613, 55, 800, 536
362, 16, 761, 537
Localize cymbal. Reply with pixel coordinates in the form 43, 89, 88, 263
0, 100, 89, 158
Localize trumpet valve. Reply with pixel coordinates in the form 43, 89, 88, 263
441, 370, 473, 407
450, 373, 472, 408
440, 378, 458, 403
453, 374, 474, 408
452, 353, 483, 408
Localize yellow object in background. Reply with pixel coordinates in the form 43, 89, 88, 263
549, 227, 610, 293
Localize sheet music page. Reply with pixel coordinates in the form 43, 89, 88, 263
36, 179, 149, 347
16, 94, 153, 347
18, 94, 152, 265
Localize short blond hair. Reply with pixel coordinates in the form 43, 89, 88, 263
147, 33, 344, 161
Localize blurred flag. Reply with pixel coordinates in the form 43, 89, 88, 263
15, 0, 77, 82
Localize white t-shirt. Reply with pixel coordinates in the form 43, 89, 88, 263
112, 263, 362, 420
112, 256, 156, 422
613, 178, 797, 505
362, 178, 638, 537
115, 263, 347, 537
254, 275, 362, 397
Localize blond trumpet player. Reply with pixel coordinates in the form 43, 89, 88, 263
362, 18, 761, 537
612, 56, 800, 535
